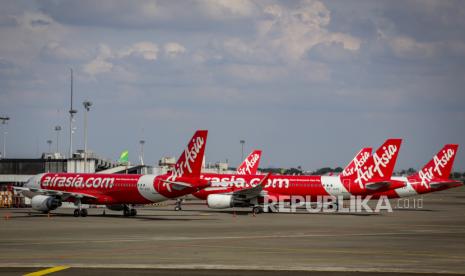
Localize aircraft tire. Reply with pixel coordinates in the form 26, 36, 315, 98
252, 206, 263, 214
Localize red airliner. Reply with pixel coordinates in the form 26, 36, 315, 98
196, 139, 405, 214
15, 130, 209, 217
369, 144, 463, 199
174, 149, 263, 211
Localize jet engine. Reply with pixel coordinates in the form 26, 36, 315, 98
207, 194, 252, 209
207, 194, 234, 209
31, 195, 62, 212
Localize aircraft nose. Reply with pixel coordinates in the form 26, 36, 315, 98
25, 175, 39, 188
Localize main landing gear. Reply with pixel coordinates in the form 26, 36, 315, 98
123, 205, 137, 217
73, 209, 88, 217
252, 206, 264, 215
73, 199, 88, 217
174, 199, 183, 211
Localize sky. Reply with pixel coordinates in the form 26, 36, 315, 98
0, 0, 464, 171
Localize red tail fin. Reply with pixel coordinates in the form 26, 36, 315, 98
342, 139, 402, 188
169, 130, 208, 180
341, 147, 372, 177
236, 150, 262, 175
414, 144, 458, 180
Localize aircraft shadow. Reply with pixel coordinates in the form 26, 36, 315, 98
5, 211, 218, 221
391, 208, 437, 212
185, 209, 381, 217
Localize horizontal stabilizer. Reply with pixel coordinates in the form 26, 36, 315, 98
365, 181, 391, 191
430, 180, 463, 189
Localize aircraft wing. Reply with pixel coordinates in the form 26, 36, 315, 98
204, 186, 232, 192
429, 180, 463, 189
13, 186, 98, 200
160, 179, 192, 191
230, 173, 272, 199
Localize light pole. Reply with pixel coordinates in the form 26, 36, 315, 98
83, 100, 92, 173
54, 125, 62, 154
139, 140, 145, 165
240, 139, 245, 162
0, 116, 10, 159
69, 69, 77, 159
47, 140, 52, 153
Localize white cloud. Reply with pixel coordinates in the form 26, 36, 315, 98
119, 42, 159, 61
164, 42, 186, 58
15, 12, 55, 31
388, 36, 436, 59
0, 11, 69, 66
40, 41, 89, 61
83, 42, 160, 76
83, 44, 114, 75
211, 0, 361, 67
258, 0, 360, 62
201, 0, 360, 83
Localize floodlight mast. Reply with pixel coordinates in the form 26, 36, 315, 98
69, 69, 77, 159
83, 100, 92, 173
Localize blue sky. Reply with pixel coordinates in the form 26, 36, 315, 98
1, 0, 464, 171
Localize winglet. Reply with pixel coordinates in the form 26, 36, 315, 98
258, 172, 272, 187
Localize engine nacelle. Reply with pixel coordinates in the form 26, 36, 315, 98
207, 194, 234, 209
31, 195, 62, 212
106, 204, 125, 211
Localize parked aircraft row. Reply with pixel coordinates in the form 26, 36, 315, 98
15, 130, 462, 216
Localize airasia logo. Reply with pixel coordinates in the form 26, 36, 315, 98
168, 136, 204, 181
201, 175, 290, 189
342, 151, 370, 177
42, 175, 115, 189
433, 148, 454, 176
237, 153, 260, 175
419, 148, 455, 188
355, 145, 397, 188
